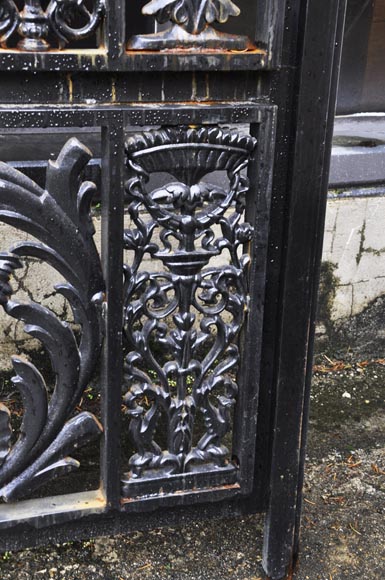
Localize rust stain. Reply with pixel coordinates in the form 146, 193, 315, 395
125, 45, 264, 56
205, 73, 210, 101
66, 73, 73, 103
120, 482, 240, 504
191, 71, 197, 100
111, 75, 117, 103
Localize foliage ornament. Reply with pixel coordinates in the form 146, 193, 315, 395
0, 138, 104, 501
128, 0, 249, 50
121, 126, 256, 490
0, 0, 105, 51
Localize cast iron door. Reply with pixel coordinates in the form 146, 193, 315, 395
0, 1, 346, 578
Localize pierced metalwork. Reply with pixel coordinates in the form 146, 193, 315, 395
0, 0, 345, 572
128, 0, 249, 50
0, 138, 104, 501
122, 126, 256, 486
0, 0, 105, 51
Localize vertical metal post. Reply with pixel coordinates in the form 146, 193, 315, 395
100, 116, 125, 509
262, 0, 347, 578
293, 0, 347, 562
105, 0, 126, 65
233, 112, 276, 493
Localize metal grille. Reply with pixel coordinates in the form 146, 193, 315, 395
0, 1, 346, 578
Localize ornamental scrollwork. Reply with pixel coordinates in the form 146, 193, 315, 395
128, 0, 249, 50
0, 139, 104, 501
0, 1, 18, 47
122, 126, 256, 489
0, 0, 105, 51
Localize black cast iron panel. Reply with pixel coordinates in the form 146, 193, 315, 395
128, 0, 250, 50
0, 0, 347, 575
0, 0, 105, 51
0, 0, 285, 73
0, 103, 276, 518
0, 137, 104, 502
122, 125, 255, 492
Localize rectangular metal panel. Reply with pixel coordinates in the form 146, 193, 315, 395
0, 103, 275, 546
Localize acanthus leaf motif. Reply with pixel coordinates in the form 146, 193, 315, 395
142, 0, 240, 34
0, 138, 104, 501
129, 0, 249, 50
122, 126, 256, 489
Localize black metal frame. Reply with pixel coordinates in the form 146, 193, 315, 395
0, 101, 275, 506
0, 0, 284, 71
0, 1, 346, 578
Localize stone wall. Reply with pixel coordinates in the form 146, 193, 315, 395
322, 194, 385, 321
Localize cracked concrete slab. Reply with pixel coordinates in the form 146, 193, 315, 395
323, 195, 385, 320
